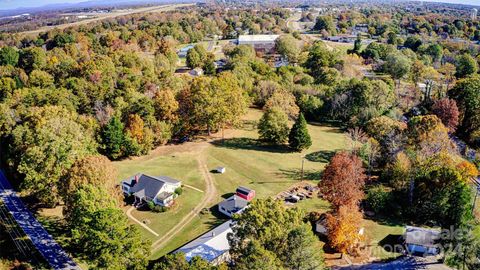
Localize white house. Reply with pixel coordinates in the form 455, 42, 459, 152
176, 220, 233, 265
122, 174, 182, 207
189, 67, 204, 77
177, 44, 194, 58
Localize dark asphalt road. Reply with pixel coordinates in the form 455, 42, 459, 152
335, 256, 452, 270
0, 170, 80, 270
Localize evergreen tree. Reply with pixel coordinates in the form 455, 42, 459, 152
289, 113, 312, 151
258, 107, 289, 144
101, 116, 125, 159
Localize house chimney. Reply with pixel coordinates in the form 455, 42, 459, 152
132, 175, 138, 186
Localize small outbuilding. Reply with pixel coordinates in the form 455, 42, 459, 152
235, 186, 255, 201
214, 167, 226, 174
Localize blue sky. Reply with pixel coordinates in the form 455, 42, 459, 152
0, 0, 478, 10
1, 0, 85, 10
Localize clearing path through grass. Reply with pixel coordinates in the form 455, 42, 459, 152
150, 145, 218, 252
126, 206, 159, 237
115, 108, 405, 262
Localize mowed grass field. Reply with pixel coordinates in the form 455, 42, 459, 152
207, 109, 346, 199
115, 152, 206, 240
115, 108, 404, 261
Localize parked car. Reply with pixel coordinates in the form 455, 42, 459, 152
285, 195, 300, 203
179, 136, 190, 143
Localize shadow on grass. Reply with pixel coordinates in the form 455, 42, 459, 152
210, 138, 292, 153
278, 168, 323, 181
221, 192, 235, 199
36, 215, 73, 253
206, 204, 230, 223
305, 150, 338, 163
237, 119, 258, 131
308, 120, 344, 129
378, 234, 404, 254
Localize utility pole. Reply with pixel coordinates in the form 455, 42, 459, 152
471, 177, 480, 215
301, 155, 305, 181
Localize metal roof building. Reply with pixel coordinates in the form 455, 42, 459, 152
176, 220, 233, 265
404, 226, 441, 256
237, 34, 280, 44
237, 35, 279, 54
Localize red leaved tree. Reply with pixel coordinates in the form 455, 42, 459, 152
431, 98, 459, 132
319, 151, 367, 210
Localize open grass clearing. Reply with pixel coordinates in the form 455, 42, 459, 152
112, 108, 405, 263
207, 109, 347, 199
114, 151, 207, 242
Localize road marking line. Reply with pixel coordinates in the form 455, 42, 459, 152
183, 184, 204, 193
126, 207, 159, 237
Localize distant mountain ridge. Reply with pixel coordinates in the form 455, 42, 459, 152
0, 0, 195, 17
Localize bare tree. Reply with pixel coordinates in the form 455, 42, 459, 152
347, 127, 367, 154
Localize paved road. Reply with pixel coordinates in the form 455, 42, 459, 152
20, 4, 193, 36
335, 256, 452, 270
0, 170, 80, 270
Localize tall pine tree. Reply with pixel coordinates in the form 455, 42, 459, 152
101, 116, 125, 159
288, 113, 312, 151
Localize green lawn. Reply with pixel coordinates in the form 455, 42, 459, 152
207, 109, 346, 199
116, 152, 204, 190
114, 108, 404, 262
362, 218, 405, 260
150, 210, 228, 259
114, 152, 206, 242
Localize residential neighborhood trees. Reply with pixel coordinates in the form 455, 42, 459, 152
449, 75, 480, 146
0, 1, 479, 269
10, 106, 97, 206
228, 198, 324, 270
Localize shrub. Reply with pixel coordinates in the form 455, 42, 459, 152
365, 185, 393, 214
147, 200, 155, 210
153, 205, 168, 213
174, 187, 183, 196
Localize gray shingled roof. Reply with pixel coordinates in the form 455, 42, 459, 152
128, 174, 180, 200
